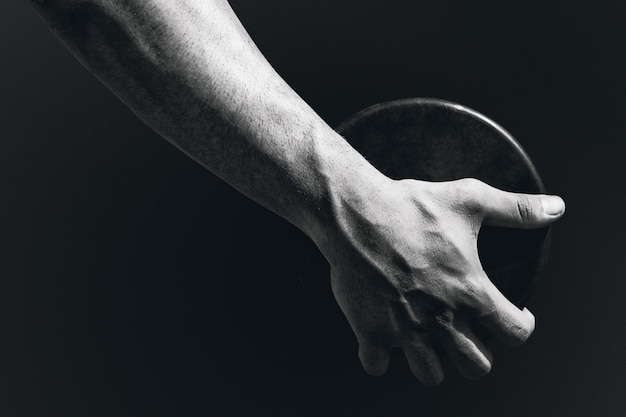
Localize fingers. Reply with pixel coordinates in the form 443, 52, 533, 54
465, 180, 565, 228
400, 334, 444, 385
432, 314, 493, 379
474, 277, 536, 346
360, 317, 500, 383
359, 335, 444, 385
358, 339, 391, 376
357, 288, 530, 384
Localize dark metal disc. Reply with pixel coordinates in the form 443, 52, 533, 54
335, 98, 550, 308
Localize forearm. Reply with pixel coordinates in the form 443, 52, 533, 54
31, 0, 383, 237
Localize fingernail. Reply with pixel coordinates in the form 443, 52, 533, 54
542, 196, 565, 216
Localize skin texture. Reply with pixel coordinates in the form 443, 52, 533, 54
30, 0, 565, 384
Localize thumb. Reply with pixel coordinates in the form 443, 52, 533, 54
479, 186, 566, 228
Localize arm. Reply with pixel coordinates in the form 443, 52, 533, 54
31, 0, 353, 234
31, 0, 565, 384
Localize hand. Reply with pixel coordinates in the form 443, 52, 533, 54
315, 177, 565, 385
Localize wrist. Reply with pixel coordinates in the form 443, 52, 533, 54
303, 127, 392, 247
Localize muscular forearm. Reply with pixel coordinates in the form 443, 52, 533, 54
31, 0, 382, 238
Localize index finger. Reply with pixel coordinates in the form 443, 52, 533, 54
474, 277, 536, 346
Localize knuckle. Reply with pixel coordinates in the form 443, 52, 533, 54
501, 314, 535, 345
515, 195, 536, 222
457, 177, 482, 190
459, 275, 489, 309
453, 178, 488, 211
509, 321, 535, 345
457, 177, 485, 196
430, 309, 455, 332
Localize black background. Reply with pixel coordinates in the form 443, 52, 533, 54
2, 1, 625, 416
